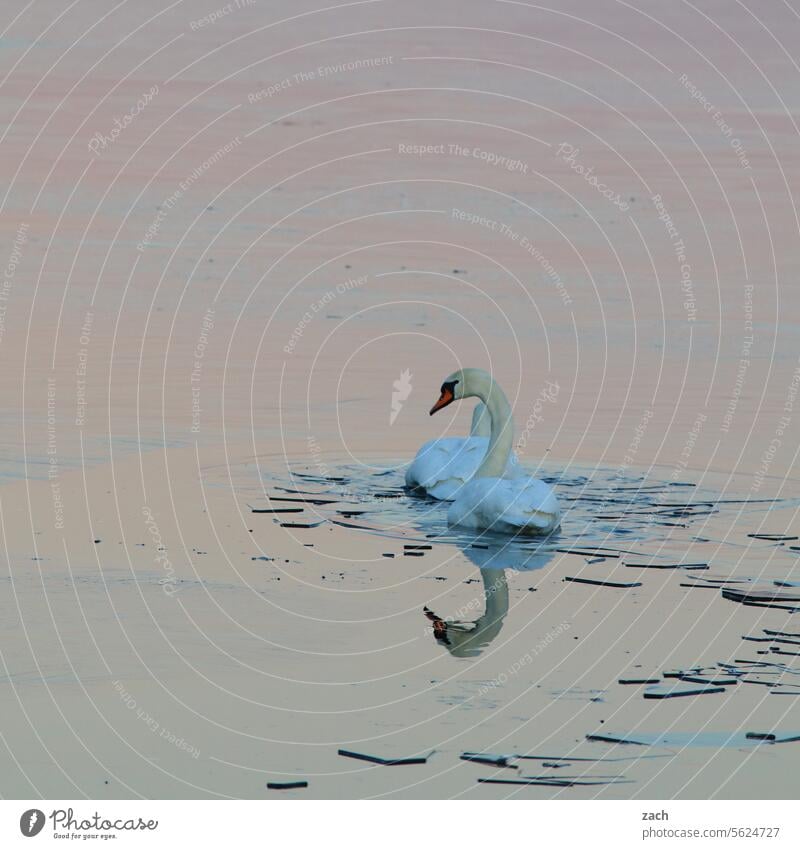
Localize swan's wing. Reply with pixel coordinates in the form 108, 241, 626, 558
406, 436, 490, 500
405, 438, 458, 486
512, 478, 561, 521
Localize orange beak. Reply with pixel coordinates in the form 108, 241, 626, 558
429, 387, 454, 415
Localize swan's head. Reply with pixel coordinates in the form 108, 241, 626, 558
429, 368, 492, 415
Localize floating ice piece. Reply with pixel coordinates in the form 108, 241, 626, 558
748, 534, 798, 541
270, 496, 341, 506
460, 752, 517, 768
587, 730, 793, 748
556, 548, 620, 558
764, 629, 800, 640
625, 562, 708, 570
662, 667, 707, 678
279, 520, 325, 529
722, 587, 800, 606
564, 576, 642, 589
678, 674, 739, 686
478, 775, 632, 787
337, 748, 433, 766
643, 683, 726, 699
586, 733, 648, 746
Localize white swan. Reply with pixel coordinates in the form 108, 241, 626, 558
429, 368, 561, 535
405, 402, 519, 500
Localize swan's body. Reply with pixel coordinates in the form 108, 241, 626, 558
447, 476, 560, 535
405, 403, 519, 500
429, 368, 560, 536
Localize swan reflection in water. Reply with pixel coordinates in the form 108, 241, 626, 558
423, 540, 554, 658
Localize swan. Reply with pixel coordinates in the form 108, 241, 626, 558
429, 368, 561, 535
405, 402, 519, 500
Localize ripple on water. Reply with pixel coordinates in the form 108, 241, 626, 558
217, 458, 797, 577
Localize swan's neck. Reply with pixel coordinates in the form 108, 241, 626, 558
470, 403, 490, 437
473, 377, 513, 478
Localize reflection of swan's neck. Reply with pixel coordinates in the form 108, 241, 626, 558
478, 568, 509, 634
434, 568, 509, 658
471, 375, 513, 478
455, 569, 509, 657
